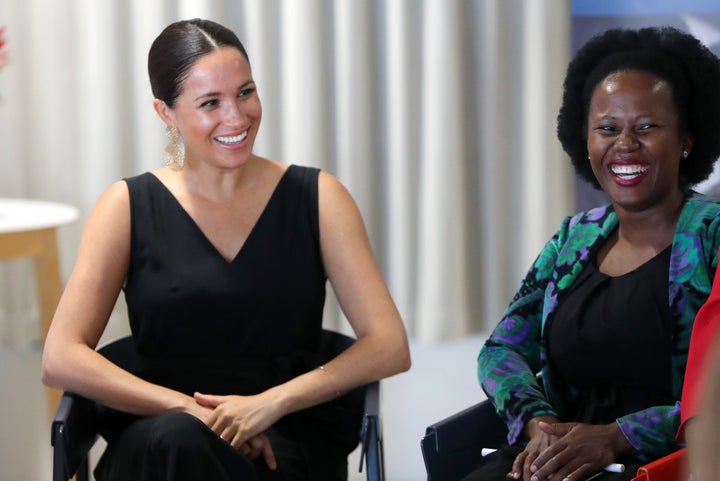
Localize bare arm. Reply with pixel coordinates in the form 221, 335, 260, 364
281, 171, 411, 400
327, 172, 408, 354
41, 181, 207, 420
290, 170, 411, 390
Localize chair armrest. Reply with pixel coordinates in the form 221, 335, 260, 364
51, 392, 99, 481
421, 400, 508, 481
426, 399, 507, 453
359, 380, 384, 481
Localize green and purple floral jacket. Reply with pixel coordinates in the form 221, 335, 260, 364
478, 194, 720, 459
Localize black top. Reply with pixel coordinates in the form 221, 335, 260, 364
123, 166, 326, 396
547, 246, 675, 422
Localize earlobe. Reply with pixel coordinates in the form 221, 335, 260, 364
682, 140, 693, 159
684, 134, 694, 158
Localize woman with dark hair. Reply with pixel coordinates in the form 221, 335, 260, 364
466, 27, 720, 481
41, 18, 410, 481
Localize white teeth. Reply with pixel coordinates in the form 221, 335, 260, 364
215, 131, 248, 144
611, 164, 648, 179
612, 164, 647, 174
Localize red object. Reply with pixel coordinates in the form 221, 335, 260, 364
679, 247, 720, 438
632, 448, 689, 481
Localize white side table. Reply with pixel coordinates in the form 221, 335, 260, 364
0, 198, 79, 415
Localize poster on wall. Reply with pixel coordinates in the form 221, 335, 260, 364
572, 0, 720, 211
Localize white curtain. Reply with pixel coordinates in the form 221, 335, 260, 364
0, 0, 573, 346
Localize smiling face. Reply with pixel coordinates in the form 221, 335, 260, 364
587, 69, 692, 213
155, 46, 261, 170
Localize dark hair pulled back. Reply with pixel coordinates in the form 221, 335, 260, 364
148, 19, 249, 108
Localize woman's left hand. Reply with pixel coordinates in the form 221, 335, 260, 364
194, 392, 283, 449
527, 421, 634, 481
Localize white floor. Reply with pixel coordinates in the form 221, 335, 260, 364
0, 334, 488, 481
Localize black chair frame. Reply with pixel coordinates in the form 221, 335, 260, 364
420, 399, 508, 481
51, 330, 384, 481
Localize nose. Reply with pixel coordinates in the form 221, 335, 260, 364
222, 101, 244, 125
615, 128, 639, 152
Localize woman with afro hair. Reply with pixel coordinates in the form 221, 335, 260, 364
468, 27, 720, 481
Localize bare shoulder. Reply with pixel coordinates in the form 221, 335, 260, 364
80, 180, 132, 248
318, 170, 353, 204
317, 171, 367, 241
92, 180, 130, 218
69, 180, 132, 292
101, 179, 130, 201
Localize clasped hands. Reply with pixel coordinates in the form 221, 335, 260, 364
509, 416, 631, 481
191, 392, 281, 471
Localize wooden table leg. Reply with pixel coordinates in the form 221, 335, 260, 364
0, 227, 65, 418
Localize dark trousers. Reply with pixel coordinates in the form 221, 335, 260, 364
94, 412, 309, 481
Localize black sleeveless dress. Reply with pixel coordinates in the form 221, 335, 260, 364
94, 166, 359, 481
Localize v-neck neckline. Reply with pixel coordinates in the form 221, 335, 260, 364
147, 166, 292, 264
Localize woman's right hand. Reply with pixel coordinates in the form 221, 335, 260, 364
508, 415, 562, 480
238, 433, 277, 470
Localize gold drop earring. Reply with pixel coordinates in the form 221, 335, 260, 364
164, 126, 185, 171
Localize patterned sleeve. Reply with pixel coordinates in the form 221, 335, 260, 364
617, 404, 682, 458
477, 217, 571, 445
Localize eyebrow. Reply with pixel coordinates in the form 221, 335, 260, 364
193, 80, 255, 102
